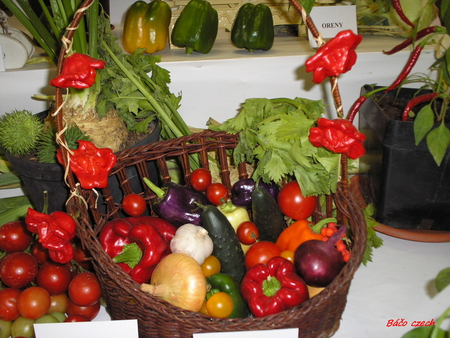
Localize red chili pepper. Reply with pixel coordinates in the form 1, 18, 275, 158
50, 53, 106, 89
385, 45, 423, 92
305, 30, 362, 84
25, 208, 76, 264
402, 92, 439, 121
347, 95, 368, 123
240, 256, 309, 317
383, 27, 437, 55
309, 118, 366, 159
57, 140, 117, 189
392, 0, 415, 28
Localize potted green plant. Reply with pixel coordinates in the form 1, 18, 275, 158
0, 0, 192, 212
353, 0, 450, 231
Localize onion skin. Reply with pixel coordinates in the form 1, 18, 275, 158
140, 253, 206, 312
294, 225, 347, 288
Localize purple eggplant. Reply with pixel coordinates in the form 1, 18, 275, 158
143, 178, 211, 227
231, 178, 279, 208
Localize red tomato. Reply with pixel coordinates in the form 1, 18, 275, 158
190, 168, 212, 191
0, 252, 38, 289
244, 241, 282, 269
0, 288, 21, 321
68, 271, 102, 307
36, 261, 72, 295
206, 183, 229, 206
66, 299, 101, 321
17, 286, 51, 320
30, 241, 50, 265
65, 314, 90, 322
277, 181, 317, 220
122, 193, 147, 217
0, 221, 33, 253
72, 241, 93, 271
236, 221, 259, 245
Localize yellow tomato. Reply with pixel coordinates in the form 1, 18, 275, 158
201, 255, 221, 277
280, 250, 295, 263
205, 292, 234, 318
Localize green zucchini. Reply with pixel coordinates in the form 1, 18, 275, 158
252, 187, 285, 242
201, 205, 246, 282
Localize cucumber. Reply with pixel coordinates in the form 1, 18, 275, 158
252, 187, 285, 242
201, 205, 246, 282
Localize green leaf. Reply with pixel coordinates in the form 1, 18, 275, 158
414, 104, 435, 145
299, 0, 315, 14
426, 122, 450, 166
440, 0, 450, 34
436, 267, 450, 293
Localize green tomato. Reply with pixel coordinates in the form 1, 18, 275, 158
0, 320, 12, 338
11, 316, 35, 338
49, 311, 67, 323
35, 314, 59, 324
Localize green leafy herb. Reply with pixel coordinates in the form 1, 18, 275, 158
361, 203, 384, 265
210, 97, 340, 196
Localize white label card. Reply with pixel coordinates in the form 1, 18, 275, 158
308, 5, 358, 48
194, 328, 299, 338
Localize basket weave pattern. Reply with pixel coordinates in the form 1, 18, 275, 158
53, 1, 367, 337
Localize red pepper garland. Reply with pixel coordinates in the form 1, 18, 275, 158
25, 208, 77, 264
57, 140, 117, 189
305, 30, 362, 84
50, 53, 106, 89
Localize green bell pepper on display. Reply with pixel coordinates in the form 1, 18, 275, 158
231, 3, 274, 52
206, 273, 249, 318
171, 0, 219, 54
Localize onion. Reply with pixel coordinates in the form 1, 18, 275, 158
140, 253, 206, 312
294, 225, 347, 288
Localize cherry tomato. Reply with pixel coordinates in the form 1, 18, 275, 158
0, 221, 33, 253
0, 252, 38, 289
17, 286, 51, 320
46, 293, 69, 315
236, 221, 259, 245
10, 316, 35, 338
30, 241, 50, 265
190, 168, 212, 191
206, 183, 229, 206
205, 292, 234, 319
36, 261, 72, 295
200, 255, 221, 277
280, 250, 295, 263
122, 193, 147, 217
65, 314, 90, 322
277, 181, 317, 220
244, 241, 281, 269
68, 271, 102, 307
72, 240, 93, 271
66, 299, 101, 321
0, 288, 21, 321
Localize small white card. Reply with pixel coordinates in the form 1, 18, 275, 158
0, 43, 5, 72
34, 319, 139, 338
308, 5, 358, 48
194, 328, 299, 338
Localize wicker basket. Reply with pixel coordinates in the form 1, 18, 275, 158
53, 1, 367, 337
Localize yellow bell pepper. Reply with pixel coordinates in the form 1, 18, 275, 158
122, 0, 171, 54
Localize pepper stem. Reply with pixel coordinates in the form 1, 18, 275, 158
262, 276, 281, 297
143, 177, 166, 199
113, 242, 143, 268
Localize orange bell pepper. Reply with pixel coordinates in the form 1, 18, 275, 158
275, 219, 323, 252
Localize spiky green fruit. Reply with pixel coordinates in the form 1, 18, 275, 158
0, 110, 44, 156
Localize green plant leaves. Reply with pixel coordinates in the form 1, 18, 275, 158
426, 122, 450, 166
436, 267, 450, 293
414, 104, 435, 145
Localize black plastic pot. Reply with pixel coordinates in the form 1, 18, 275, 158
358, 85, 450, 231
6, 112, 161, 214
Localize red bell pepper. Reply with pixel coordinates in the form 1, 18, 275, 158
25, 208, 77, 264
240, 256, 309, 317
305, 30, 362, 84
57, 140, 117, 189
50, 53, 106, 89
99, 216, 177, 284
308, 117, 366, 159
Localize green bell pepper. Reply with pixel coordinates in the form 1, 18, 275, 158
206, 273, 249, 318
171, 0, 218, 54
231, 3, 274, 52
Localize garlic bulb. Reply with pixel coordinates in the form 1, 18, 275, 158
170, 224, 213, 265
